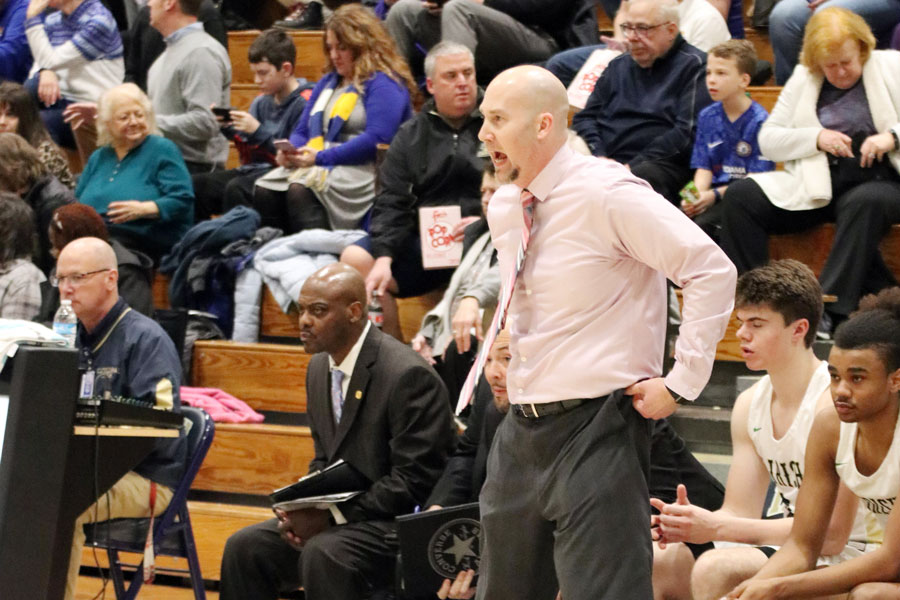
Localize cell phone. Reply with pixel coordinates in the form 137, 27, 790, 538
212, 106, 236, 120
273, 139, 297, 152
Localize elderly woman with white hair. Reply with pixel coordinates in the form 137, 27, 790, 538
75, 83, 193, 262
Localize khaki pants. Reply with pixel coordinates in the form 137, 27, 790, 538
67, 472, 173, 600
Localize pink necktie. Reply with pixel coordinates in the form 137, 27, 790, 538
456, 190, 535, 414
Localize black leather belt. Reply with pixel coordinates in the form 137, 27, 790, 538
511, 397, 594, 419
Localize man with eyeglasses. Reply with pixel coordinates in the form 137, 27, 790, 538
572, 0, 713, 206
55, 236, 187, 600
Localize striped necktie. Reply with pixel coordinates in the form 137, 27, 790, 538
456, 189, 535, 414
331, 369, 345, 424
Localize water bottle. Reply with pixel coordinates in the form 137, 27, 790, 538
53, 299, 77, 347
368, 294, 384, 329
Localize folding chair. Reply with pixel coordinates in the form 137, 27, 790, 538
84, 406, 215, 599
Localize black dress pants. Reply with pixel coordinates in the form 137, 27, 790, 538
192, 167, 265, 221
220, 517, 396, 600
721, 177, 900, 317
476, 390, 653, 600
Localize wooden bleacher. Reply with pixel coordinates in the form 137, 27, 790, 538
710, 224, 900, 362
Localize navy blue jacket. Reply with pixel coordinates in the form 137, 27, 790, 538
572, 35, 712, 168
77, 298, 187, 489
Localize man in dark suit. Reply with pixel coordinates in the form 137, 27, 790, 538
219, 263, 455, 600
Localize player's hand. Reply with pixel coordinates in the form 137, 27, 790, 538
228, 110, 260, 135
626, 377, 677, 419
650, 484, 718, 545
37, 69, 61, 106
365, 256, 394, 302
437, 569, 476, 599
451, 297, 482, 354
817, 129, 852, 158
723, 577, 787, 599
682, 190, 716, 217
63, 102, 98, 130
412, 334, 436, 365
859, 132, 894, 168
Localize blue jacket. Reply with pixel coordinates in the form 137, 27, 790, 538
572, 35, 712, 168
0, 0, 31, 82
76, 297, 187, 489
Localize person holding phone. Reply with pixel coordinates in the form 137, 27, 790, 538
192, 29, 311, 221
251, 4, 415, 235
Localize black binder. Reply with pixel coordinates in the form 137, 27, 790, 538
269, 459, 370, 504
396, 502, 481, 598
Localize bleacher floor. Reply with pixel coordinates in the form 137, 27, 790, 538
75, 575, 220, 599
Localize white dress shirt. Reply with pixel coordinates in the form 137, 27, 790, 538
329, 321, 372, 399
487, 144, 736, 405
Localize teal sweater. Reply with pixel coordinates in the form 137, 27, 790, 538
76, 135, 194, 258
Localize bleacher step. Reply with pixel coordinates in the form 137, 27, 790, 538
668, 404, 733, 455
194, 423, 315, 495
192, 340, 310, 413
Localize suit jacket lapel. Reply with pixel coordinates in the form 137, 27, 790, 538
331, 327, 380, 453
310, 353, 339, 456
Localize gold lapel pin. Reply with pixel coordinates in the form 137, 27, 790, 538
355, 390, 362, 399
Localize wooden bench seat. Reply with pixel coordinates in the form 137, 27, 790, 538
79, 501, 271, 584
194, 423, 315, 495
191, 340, 309, 413
228, 30, 326, 85
709, 224, 900, 362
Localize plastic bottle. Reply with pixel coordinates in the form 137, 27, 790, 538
53, 299, 77, 347
368, 294, 384, 329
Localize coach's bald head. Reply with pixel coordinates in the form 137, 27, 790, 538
478, 66, 569, 187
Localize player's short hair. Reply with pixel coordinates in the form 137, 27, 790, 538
834, 288, 900, 372
736, 259, 823, 348
708, 39, 758, 78
249, 29, 297, 68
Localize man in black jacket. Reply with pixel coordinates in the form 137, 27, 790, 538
572, 0, 712, 205
341, 41, 484, 339
220, 263, 455, 600
386, 0, 598, 84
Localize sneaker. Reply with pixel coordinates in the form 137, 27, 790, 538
273, 1, 323, 29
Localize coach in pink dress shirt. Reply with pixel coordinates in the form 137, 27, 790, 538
473, 65, 737, 600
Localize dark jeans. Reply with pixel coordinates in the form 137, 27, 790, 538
25, 75, 75, 149
220, 517, 397, 600
476, 390, 653, 600
252, 184, 330, 234
721, 177, 900, 316
192, 166, 266, 221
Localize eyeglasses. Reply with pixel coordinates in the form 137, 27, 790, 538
620, 22, 671, 37
50, 269, 111, 287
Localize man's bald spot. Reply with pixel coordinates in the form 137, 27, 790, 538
304, 263, 367, 308
59, 236, 117, 271
490, 66, 569, 130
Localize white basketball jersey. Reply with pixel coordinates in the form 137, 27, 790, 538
835, 410, 900, 546
747, 361, 830, 517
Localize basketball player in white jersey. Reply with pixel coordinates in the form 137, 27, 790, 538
725, 287, 900, 599
650, 260, 860, 600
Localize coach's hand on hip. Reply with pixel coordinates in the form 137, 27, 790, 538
626, 378, 677, 419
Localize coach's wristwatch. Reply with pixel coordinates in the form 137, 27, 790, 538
665, 386, 689, 405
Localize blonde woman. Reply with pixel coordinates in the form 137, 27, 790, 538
75, 83, 193, 262
721, 7, 900, 336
